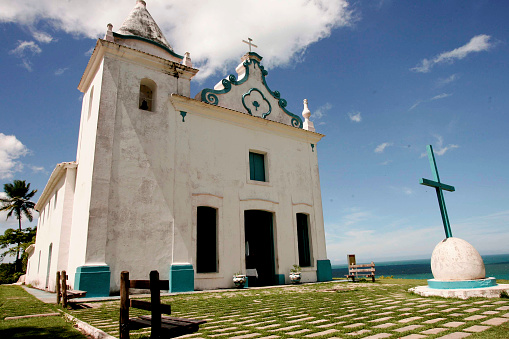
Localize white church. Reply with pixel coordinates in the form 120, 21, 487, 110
26, 0, 332, 297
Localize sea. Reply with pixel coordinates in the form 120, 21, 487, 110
331, 254, 509, 280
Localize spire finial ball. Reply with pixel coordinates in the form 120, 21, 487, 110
302, 99, 311, 119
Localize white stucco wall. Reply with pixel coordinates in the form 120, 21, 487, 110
26, 163, 76, 291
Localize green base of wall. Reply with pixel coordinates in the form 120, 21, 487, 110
317, 260, 332, 282
276, 274, 285, 285
169, 264, 194, 293
74, 265, 111, 297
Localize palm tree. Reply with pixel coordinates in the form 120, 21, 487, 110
0, 180, 37, 271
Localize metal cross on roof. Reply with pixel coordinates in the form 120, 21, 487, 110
242, 38, 258, 52
420, 145, 455, 238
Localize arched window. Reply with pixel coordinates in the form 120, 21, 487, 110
139, 78, 156, 111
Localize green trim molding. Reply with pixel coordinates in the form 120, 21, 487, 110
242, 88, 272, 118
112, 32, 184, 60
276, 274, 285, 285
74, 265, 111, 297
316, 259, 332, 282
169, 264, 194, 293
199, 54, 303, 128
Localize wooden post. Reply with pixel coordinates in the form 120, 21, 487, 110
61, 270, 67, 308
120, 271, 130, 339
56, 271, 61, 305
150, 270, 161, 338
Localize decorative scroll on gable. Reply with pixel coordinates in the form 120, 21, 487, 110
196, 52, 303, 128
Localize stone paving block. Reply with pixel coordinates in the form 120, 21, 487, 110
449, 313, 464, 317
212, 327, 238, 332
503, 313, 509, 318
496, 306, 509, 311
308, 319, 328, 324
436, 332, 472, 339
210, 331, 249, 338
423, 318, 446, 324
287, 313, 309, 319
377, 311, 394, 316
346, 329, 371, 336
230, 333, 261, 339
463, 308, 480, 313
399, 316, 423, 323
361, 334, 392, 339
473, 300, 491, 304
493, 301, 509, 304
394, 324, 424, 332
344, 322, 364, 328
287, 329, 311, 335
464, 325, 490, 332
369, 316, 393, 322
287, 316, 315, 323
482, 310, 499, 315
335, 314, 356, 319
399, 335, 426, 339
256, 324, 281, 330
421, 327, 447, 334
443, 321, 465, 328
416, 308, 431, 313
373, 322, 396, 329
268, 325, 300, 332
463, 315, 486, 321
257, 336, 280, 339
441, 308, 460, 312
398, 308, 414, 311
481, 317, 509, 325
352, 316, 368, 320
316, 321, 345, 328
305, 329, 339, 337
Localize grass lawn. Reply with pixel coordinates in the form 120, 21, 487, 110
66, 278, 509, 338
0, 285, 88, 338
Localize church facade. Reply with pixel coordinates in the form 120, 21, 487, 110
26, 0, 332, 297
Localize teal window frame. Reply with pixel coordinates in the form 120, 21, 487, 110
296, 213, 312, 267
196, 206, 218, 273
249, 151, 266, 182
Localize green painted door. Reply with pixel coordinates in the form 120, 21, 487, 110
244, 210, 276, 286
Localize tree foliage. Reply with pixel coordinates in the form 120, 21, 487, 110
0, 180, 37, 231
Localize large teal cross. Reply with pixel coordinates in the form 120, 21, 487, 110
420, 145, 455, 238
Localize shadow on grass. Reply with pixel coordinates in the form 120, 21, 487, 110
0, 316, 87, 339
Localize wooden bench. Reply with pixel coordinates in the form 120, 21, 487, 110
56, 270, 87, 308
345, 255, 376, 282
120, 270, 206, 339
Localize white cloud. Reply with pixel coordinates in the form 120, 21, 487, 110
409, 93, 452, 111
420, 135, 459, 157
29, 165, 46, 174
436, 74, 459, 87
32, 30, 53, 43
348, 111, 362, 122
9, 40, 41, 56
0, 0, 354, 80
374, 142, 393, 153
54, 67, 69, 75
311, 102, 332, 121
84, 47, 95, 56
430, 93, 452, 101
380, 160, 392, 166
411, 34, 494, 73
0, 133, 29, 179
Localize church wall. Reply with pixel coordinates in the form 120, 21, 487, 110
67, 60, 105, 287
26, 167, 74, 291
172, 103, 325, 289
100, 55, 181, 291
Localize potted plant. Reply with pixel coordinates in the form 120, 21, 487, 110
289, 265, 302, 284
233, 272, 246, 288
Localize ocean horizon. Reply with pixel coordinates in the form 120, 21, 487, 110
331, 254, 509, 280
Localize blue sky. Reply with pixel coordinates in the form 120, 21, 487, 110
1, 1, 508, 264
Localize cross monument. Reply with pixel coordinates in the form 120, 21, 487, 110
242, 37, 258, 52
420, 145, 455, 238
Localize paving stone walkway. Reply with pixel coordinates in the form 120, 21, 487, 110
67, 281, 509, 338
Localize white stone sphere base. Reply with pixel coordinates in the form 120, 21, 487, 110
431, 237, 485, 281
410, 284, 509, 299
